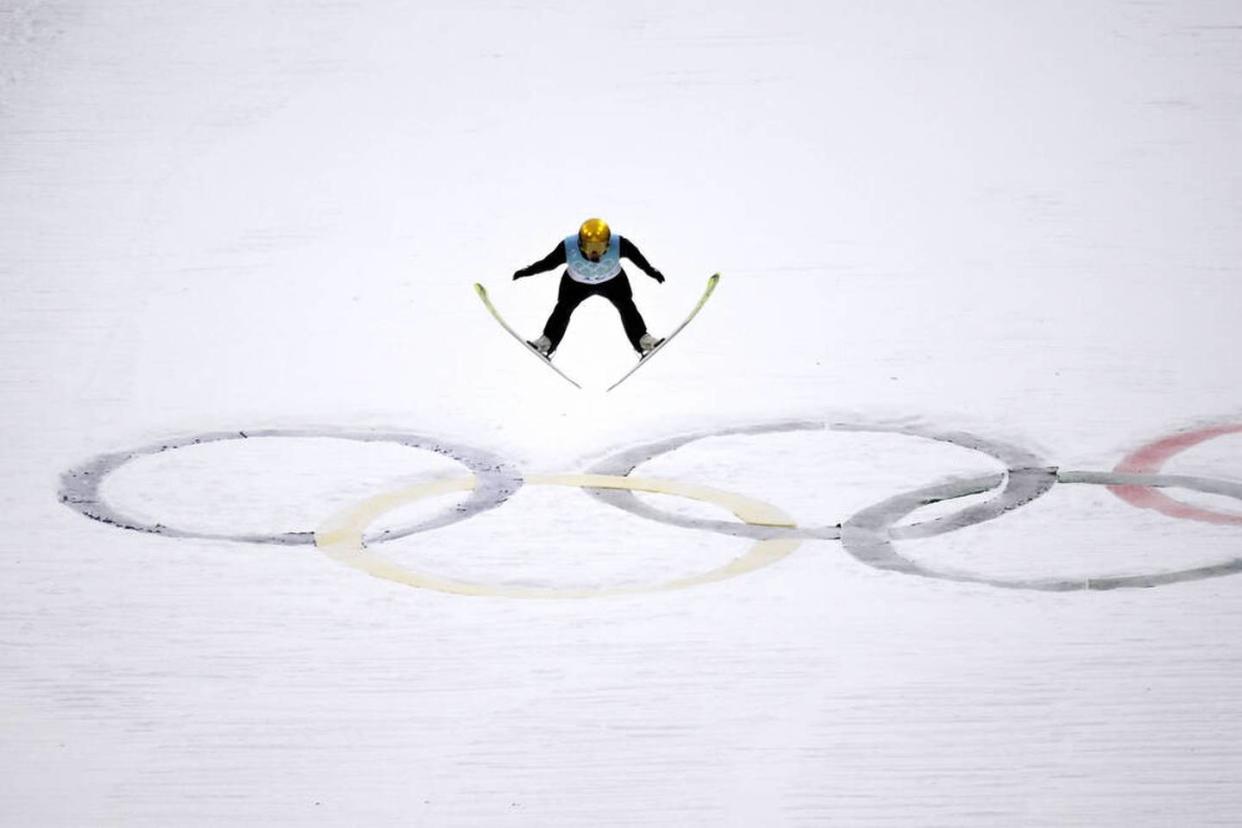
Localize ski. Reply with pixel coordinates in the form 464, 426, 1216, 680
474, 283, 582, 389
607, 273, 720, 392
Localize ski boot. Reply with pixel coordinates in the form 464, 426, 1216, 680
527, 335, 553, 357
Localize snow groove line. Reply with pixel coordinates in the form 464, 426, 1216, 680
57, 428, 522, 546
1060, 469, 1242, 499
313, 473, 802, 599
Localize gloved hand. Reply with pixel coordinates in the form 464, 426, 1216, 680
651, 270, 665, 284
512, 270, 527, 280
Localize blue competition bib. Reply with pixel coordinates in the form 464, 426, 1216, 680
564, 234, 622, 284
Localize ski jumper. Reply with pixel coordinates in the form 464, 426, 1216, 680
513, 236, 663, 354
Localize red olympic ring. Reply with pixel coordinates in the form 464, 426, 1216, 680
1109, 423, 1242, 526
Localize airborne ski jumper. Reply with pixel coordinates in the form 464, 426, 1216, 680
477, 218, 719, 389
513, 218, 666, 358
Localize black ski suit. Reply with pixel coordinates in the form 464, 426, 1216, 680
513, 238, 664, 355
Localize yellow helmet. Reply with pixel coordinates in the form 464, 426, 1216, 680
578, 217, 611, 258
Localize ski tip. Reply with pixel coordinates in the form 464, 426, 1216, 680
473, 283, 487, 296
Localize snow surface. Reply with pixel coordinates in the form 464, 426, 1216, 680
3, 1, 1242, 825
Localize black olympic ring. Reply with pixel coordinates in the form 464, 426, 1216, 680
56, 418, 1242, 594
583, 419, 1056, 542
58, 428, 522, 546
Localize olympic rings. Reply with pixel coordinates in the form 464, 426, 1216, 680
57, 429, 522, 546
314, 473, 801, 599
57, 417, 1242, 596
583, 419, 1055, 542
840, 468, 1242, 591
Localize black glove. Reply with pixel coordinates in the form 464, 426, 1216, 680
512, 270, 527, 280
651, 270, 665, 284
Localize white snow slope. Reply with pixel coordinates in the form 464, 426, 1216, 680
3, 1, 1242, 825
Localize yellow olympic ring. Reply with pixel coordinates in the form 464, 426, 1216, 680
314, 473, 801, 599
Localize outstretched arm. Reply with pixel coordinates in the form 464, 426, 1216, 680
620, 237, 665, 283
513, 244, 566, 279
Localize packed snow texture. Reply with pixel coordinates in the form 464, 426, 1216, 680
3, 1, 1241, 825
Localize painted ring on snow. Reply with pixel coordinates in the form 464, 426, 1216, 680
842, 468, 1242, 591
584, 419, 1057, 542
58, 429, 522, 546
1106, 423, 1242, 526
314, 473, 802, 599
